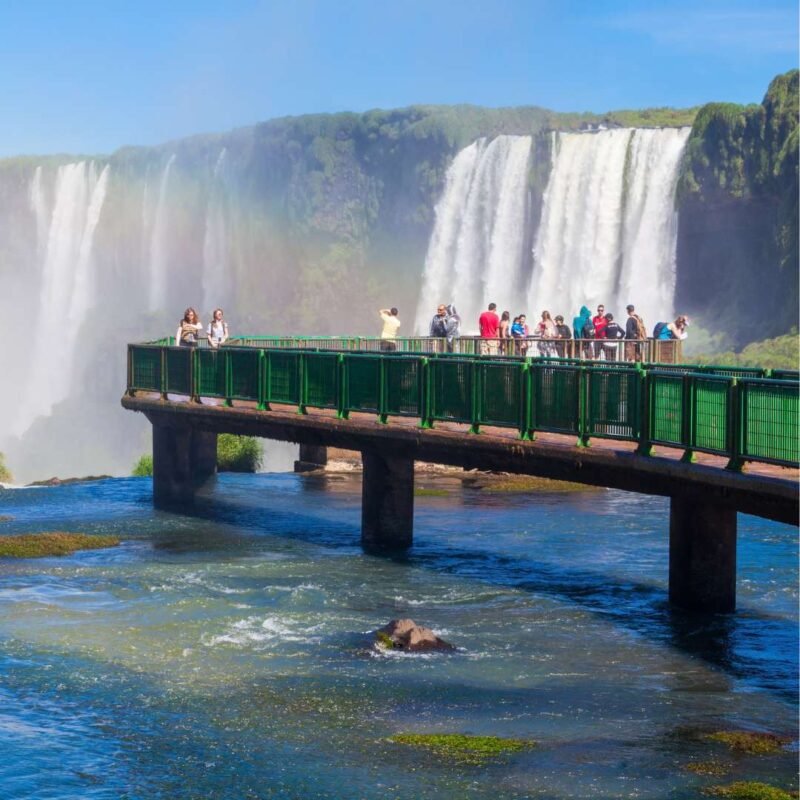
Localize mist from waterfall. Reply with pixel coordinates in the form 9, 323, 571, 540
13, 161, 110, 437
201, 148, 230, 314
528, 127, 690, 328
147, 154, 175, 313
414, 135, 532, 333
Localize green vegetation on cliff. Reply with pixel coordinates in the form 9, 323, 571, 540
689, 331, 799, 371
0, 453, 11, 483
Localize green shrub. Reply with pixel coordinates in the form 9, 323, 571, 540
0, 453, 11, 483
132, 454, 153, 477
217, 435, 262, 472
0, 532, 120, 558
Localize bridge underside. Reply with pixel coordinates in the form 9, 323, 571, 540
123, 395, 798, 613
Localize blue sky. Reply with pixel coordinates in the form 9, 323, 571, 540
0, 0, 796, 157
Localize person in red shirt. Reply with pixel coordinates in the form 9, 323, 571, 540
478, 302, 500, 355
592, 304, 608, 358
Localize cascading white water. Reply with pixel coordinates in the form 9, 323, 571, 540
414, 135, 532, 333
147, 154, 175, 312
29, 166, 49, 260
527, 127, 690, 328
13, 161, 110, 436
201, 148, 229, 315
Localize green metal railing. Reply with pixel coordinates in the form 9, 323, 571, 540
127, 344, 800, 470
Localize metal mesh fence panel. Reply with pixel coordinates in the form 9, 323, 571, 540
346, 356, 381, 413
586, 368, 639, 439
130, 346, 162, 392
478, 361, 523, 428
741, 380, 799, 465
229, 349, 260, 401
304, 353, 339, 409
195, 349, 226, 398
533, 366, 580, 434
649, 373, 684, 446
165, 348, 193, 395
385, 358, 422, 416
430, 360, 473, 423
691, 377, 730, 454
268, 351, 301, 404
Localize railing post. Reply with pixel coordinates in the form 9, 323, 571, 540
577, 364, 590, 447
519, 360, 532, 440
298, 353, 308, 415
725, 378, 745, 472
636, 367, 653, 455
258, 350, 270, 410
190, 349, 201, 403
378, 355, 388, 424
160, 347, 168, 400
337, 353, 348, 420
419, 357, 433, 429
469, 360, 481, 434
680, 373, 696, 463
224, 349, 233, 407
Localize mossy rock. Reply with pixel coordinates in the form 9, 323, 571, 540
388, 733, 535, 765
704, 781, 796, 800
375, 631, 396, 649
0, 515, 12, 523
685, 759, 729, 776
705, 731, 790, 755
0, 532, 120, 558
474, 475, 596, 494
414, 487, 450, 497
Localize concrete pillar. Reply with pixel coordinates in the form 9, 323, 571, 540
152, 423, 217, 508
669, 495, 737, 612
361, 449, 414, 551
294, 443, 328, 473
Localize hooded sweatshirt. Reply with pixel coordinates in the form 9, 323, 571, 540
573, 306, 591, 340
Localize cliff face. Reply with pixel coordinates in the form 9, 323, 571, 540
676, 70, 798, 346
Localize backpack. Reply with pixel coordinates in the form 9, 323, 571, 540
633, 314, 647, 340
582, 319, 595, 338
652, 321, 668, 339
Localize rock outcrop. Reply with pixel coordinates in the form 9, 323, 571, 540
375, 618, 455, 653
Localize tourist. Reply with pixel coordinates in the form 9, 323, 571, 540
379, 307, 400, 352
554, 315, 571, 357
207, 308, 229, 348
624, 304, 646, 362
573, 305, 594, 359
592, 304, 608, 358
429, 304, 448, 350
499, 310, 511, 354
511, 314, 529, 355
445, 304, 461, 353
536, 310, 558, 357
176, 307, 203, 347
655, 315, 689, 340
478, 302, 500, 355
602, 313, 625, 361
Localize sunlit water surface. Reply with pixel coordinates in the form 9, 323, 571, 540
0, 473, 796, 799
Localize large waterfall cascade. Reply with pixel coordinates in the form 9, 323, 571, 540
13, 161, 110, 437
147, 154, 176, 313
201, 148, 231, 314
415, 127, 691, 334
414, 135, 533, 333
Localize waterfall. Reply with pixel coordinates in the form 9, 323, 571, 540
13, 161, 110, 436
201, 148, 229, 315
527, 127, 690, 328
147, 154, 175, 313
414, 135, 532, 333
28, 166, 49, 260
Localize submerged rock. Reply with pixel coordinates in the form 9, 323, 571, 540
27, 475, 112, 487
376, 618, 455, 653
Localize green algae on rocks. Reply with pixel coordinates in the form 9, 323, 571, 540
705, 731, 789, 755
388, 733, 535, 765
0, 532, 120, 558
704, 781, 796, 800
685, 760, 729, 776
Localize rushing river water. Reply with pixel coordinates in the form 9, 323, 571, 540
0, 473, 796, 799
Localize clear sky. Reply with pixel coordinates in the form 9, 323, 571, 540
0, 0, 796, 157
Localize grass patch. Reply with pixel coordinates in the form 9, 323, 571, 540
478, 475, 594, 493
686, 760, 729, 776
414, 487, 450, 497
704, 782, 795, 800
388, 733, 535, 765
0, 532, 120, 558
705, 731, 789, 755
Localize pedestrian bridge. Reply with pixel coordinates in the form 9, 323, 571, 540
122, 338, 799, 613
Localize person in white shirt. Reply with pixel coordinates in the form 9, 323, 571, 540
379, 308, 401, 351
207, 308, 229, 348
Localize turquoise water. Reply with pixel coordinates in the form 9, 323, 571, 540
0, 474, 796, 799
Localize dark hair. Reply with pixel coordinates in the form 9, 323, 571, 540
501, 310, 510, 321
488, 302, 497, 311
605, 313, 614, 321
555, 315, 564, 323
182, 307, 197, 323
390, 307, 398, 316
626, 304, 635, 313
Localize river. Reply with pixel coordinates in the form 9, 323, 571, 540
0, 473, 796, 799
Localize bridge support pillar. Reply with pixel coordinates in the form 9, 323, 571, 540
669, 496, 737, 613
361, 449, 414, 551
152, 422, 217, 508
294, 444, 328, 473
